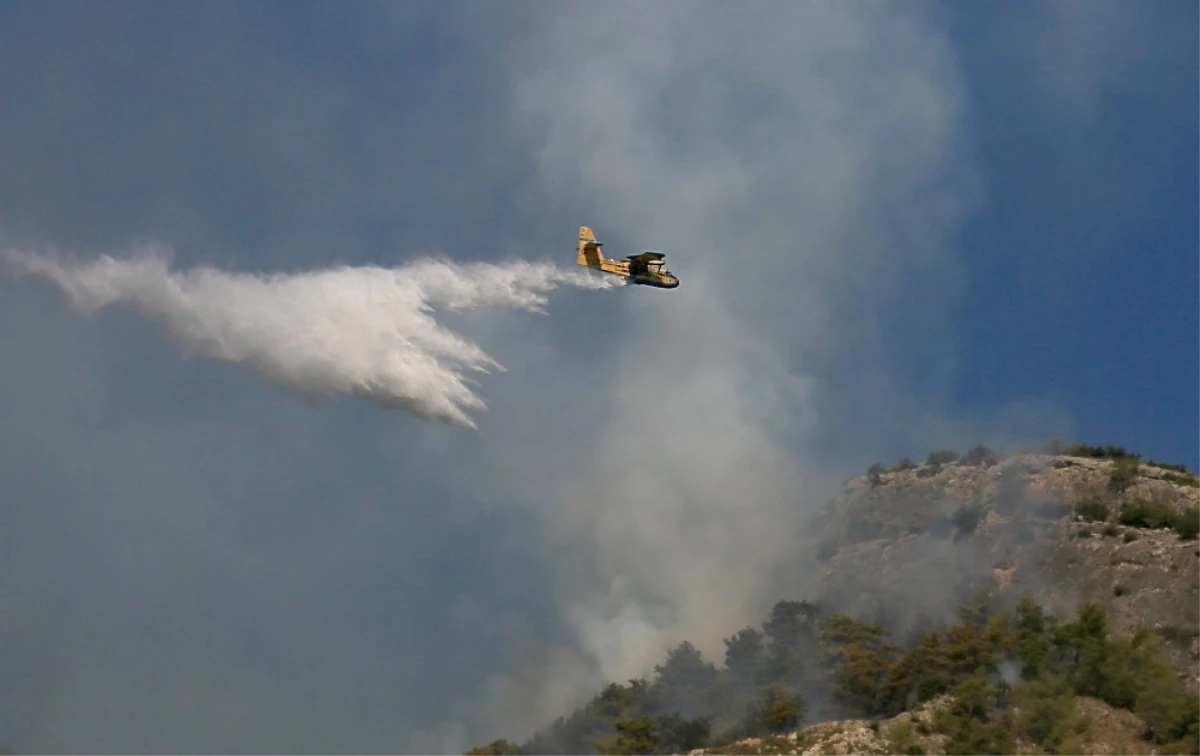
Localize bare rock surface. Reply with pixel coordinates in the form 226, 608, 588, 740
806, 453, 1199, 689
688, 695, 1155, 755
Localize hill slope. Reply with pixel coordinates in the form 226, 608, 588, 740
687, 695, 1159, 756
806, 448, 1199, 692
469, 444, 1200, 756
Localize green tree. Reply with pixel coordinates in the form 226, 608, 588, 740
936, 676, 1013, 756
655, 643, 715, 687
1051, 602, 1164, 715
518, 679, 655, 754
762, 600, 821, 651
1127, 628, 1200, 747
1172, 505, 1199, 539
942, 721, 1013, 756
652, 642, 719, 720
593, 680, 654, 721
940, 622, 1000, 679
723, 627, 765, 687
654, 713, 712, 753
819, 614, 899, 715
1054, 602, 1129, 702
883, 630, 954, 712
819, 613, 890, 653
1013, 597, 1054, 680
759, 600, 820, 688
597, 718, 658, 755
954, 589, 996, 632
744, 684, 807, 735
1011, 673, 1079, 753
830, 640, 897, 715
1108, 457, 1139, 493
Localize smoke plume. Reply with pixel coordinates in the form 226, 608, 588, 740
2, 244, 618, 429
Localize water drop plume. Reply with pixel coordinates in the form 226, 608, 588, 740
3, 243, 620, 428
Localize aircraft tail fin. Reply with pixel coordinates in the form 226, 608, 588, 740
577, 226, 604, 267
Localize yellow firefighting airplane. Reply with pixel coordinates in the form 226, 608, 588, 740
576, 226, 679, 289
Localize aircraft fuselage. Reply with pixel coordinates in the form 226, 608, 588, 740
582, 258, 679, 289
576, 225, 679, 289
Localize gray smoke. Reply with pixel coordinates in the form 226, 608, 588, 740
3, 244, 619, 429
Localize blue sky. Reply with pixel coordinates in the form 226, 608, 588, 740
0, 1, 1195, 752
943, 0, 1199, 468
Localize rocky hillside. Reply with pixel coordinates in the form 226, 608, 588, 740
806, 446, 1199, 692
469, 442, 1200, 756
688, 694, 1158, 755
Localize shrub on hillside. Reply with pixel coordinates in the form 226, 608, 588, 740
961, 445, 999, 467
934, 676, 1014, 756
927, 449, 960, 465
1011, 674, 1081, 754
1172, 506, 1199, 540
916, 462, 943, 478
597, 717, 658, 755
1074, 495, 1111, 523
1162, 472, 1200, 488
952, 505, 983, 535
867, 462, 884, 486
1118, 497, 1174, 530
1063, 442, 1140, 461
652, 714, 712, 754
1146, 459, 1194, 475
743, 685, 807, 735
1108, 458, 1139, 493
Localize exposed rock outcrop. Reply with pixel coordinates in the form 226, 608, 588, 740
807, 453, 1199, 690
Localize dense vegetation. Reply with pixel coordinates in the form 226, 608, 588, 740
468, 597, 1198, 755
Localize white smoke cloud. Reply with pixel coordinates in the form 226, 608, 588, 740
2, 244, 619, 429
503, 1, 974, 670
372, 6, 986, 748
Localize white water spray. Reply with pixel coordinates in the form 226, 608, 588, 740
3, 244, 620, 428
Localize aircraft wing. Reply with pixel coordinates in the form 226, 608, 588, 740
627, 251, 666, 262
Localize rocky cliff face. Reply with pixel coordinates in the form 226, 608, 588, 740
689, 695, 1154, 756
805, 452, 1199, 691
